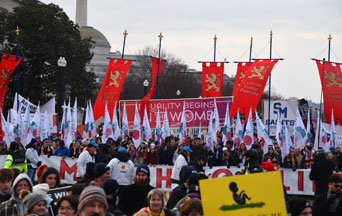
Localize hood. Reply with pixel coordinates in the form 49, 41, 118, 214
117, 151, 129, 162
11, 173, 33, 199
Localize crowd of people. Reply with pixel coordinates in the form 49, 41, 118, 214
0, 132, 341, 216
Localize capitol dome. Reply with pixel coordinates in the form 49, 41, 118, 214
79, 26, 110, 48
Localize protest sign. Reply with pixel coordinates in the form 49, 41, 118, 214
199, 171, 287, 216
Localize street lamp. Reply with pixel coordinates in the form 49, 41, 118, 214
143, 79, 149, 96
57, 57, 67, 67
176, 89, 181, 98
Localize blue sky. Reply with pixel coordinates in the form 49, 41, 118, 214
41, 0, 342, 103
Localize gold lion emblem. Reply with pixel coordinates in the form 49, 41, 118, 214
324, 70, 342, 87
205, 74, 220, 92
248, 66, 269, 80
121, 164, 126, 170
106, 70, 123, 88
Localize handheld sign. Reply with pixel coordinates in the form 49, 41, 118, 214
199, 171, 287, 216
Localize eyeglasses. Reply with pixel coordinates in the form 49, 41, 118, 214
188, 195, 201, 200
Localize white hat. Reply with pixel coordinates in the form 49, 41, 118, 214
33, 183, 49, 197
223, 147, 228, 151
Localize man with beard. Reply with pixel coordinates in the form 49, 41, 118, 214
119, 164, 154, 215
108, 147, 135, 186
77, 185, 109, 216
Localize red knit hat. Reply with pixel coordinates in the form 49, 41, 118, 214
37, 164, 47, 178
261, 162, 278, 172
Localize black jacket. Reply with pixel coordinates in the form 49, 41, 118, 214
313, 192, 342, 216
119, 183, 154, 216
166, 184, 187, 209
309, 157, 334, 196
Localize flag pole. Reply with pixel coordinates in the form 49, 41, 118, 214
267, 30, 273, 136
16, 26, 20, 112
249, 37, 253, 62
214, 35, 217, 62
122, 30, 128, 59
155, 32, 163, 99
328, 34, 332, 62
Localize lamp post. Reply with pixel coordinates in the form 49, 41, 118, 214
143, 79, 149, 96
176, 89, 181, 99
57, 57, 67, 120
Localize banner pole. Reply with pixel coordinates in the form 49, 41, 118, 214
122, 30, 128, 59
328, 34, 332, 62
249, 37, 253, 62
16, 26, 20, 112
267, 31, 272, 136
155, 32, 163, 99
214, 35, 217, 62
317, 58, 325, 148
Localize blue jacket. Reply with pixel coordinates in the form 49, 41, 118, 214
53, 147, 70, 157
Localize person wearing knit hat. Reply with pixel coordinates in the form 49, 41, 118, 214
119, 164, 154, 215
37, 167, 60, 189
289, 198, 312, 216
78, 186, 108, 216
23, 192, 47, 216
77, 139, 96, 179
94, 163, 110, 186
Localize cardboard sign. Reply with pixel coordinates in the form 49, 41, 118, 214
199, 171, 287, 216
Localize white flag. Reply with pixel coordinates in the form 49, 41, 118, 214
276, 113, 283, 146
319, 118, 329, 152
64, 100, 73, 148
1, 110, 12, 147
121, 102, 129, 137
161, 110, 170, 140
71, 98, 77, 140
112, 103, 121, 141
83, 102, 89, 138
306, 111, 311, 145
212, 99, 220, 133
206, 113, 216, 152
40, 110, 50, 140
102, 104, 114, 143
294, 108, 307, 149
178, 103, 187, 143
197, 122, 202, 140
222, 103, 231, 144
242, 108, 254, 149
284, 124, 293, 157
155, 109, 162, 143
233, 111, 243, 146
23, 104, 31, 144
331, 109, 336, 147
255, 111, 273, 154
88, 100, 97, 137
29, 105, 41, 144
142, 107, 152, 141
11, 109, 23, 142
132, 103, 141, 148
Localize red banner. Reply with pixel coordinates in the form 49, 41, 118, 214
121, 97, 232, 129
140, 57, 165, 120
93, 58, 132, 121
315, 60, 342, 123
232, 62, 253, 97
230, 59, 279, 119
202, 62, 224, 98
0, 53, 23, 109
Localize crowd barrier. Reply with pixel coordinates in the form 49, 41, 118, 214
2, 155, 341, 195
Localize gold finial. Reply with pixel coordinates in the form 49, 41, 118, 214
123, 29, 128, 38
250, 37, 253, 44
270, 30, 273, 38
214, 34, 217, 42
328, 34, 332, 42
16, 26, 20, 36
158, 32, 163, 41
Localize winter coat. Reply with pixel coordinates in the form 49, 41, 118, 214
77, 149, 95, 178
25, 146, 40, 169
108, 152, 135, 186
166, 184, 187, 209
119, 183, 154, 216
309, 157, 334, 196
171, 154, 188, 181
313, 192, 342, 216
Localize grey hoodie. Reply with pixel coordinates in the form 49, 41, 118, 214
11, 173, 33, 215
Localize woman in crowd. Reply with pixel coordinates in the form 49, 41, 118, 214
134, 150, 144, 165
138, 189, 175, 216
180, 198, 203, 216
283, 147, 298, 169
128, 144, 137, 161
146, 144, 157, 165
23, 193, 47, 216
263, 145, 280, 166
69, 140, 83, 158
38, 167, 60, 189
57, 196, 79, 216
235, 143, 247, 167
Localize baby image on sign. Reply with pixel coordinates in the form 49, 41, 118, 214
199, 171, 287, 215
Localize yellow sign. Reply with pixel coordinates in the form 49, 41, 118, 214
199, 171, 287, 216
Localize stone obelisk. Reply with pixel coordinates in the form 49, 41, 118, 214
75, 0, 87, 27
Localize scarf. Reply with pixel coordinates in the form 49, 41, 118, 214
146, 207, 165, 216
